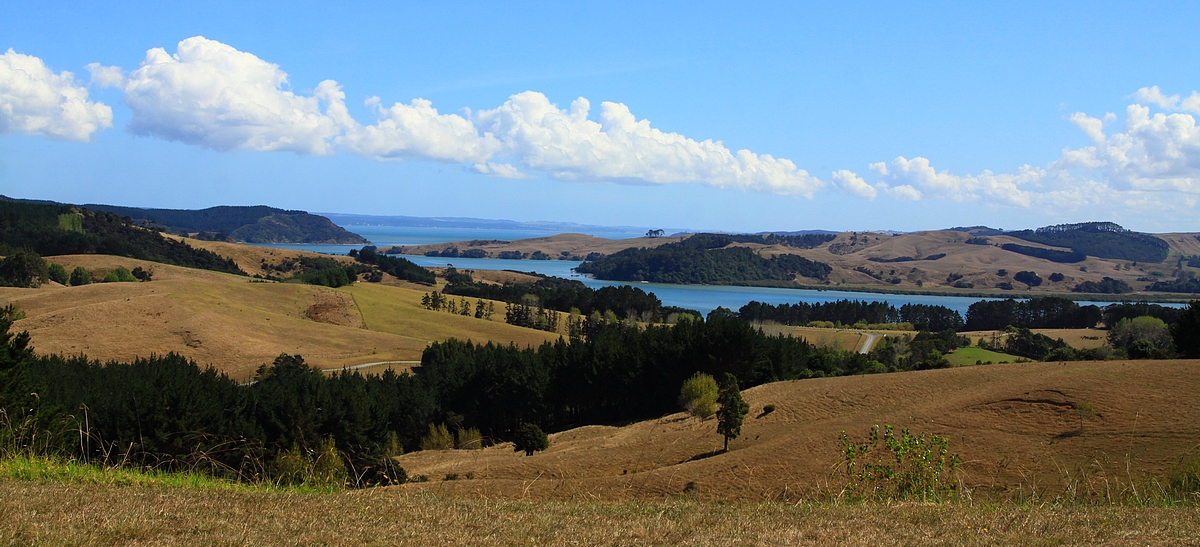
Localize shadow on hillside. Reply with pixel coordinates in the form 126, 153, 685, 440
680, 449, 725, 464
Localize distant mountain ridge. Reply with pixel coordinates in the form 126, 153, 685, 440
0, 197, 366, 245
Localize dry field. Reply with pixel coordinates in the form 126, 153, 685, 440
396, 359, 1200, 503
2, 480, 1197, 546
0, 253, 556, 381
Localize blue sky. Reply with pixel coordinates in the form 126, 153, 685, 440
3, 1, 1200, 233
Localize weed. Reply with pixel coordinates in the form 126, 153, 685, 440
838, 424, 961, 502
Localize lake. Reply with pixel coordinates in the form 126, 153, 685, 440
253, 225, 1176, 318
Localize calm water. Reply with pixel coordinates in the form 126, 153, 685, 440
253, 225, 1177, 317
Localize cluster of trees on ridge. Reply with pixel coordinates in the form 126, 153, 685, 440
0, 200, 245, 285
1005, 222, 1170, 263
575, 233, 833, 285
439, 268, 695, 323
70, 202, 368, 245
736, 300, 965, 332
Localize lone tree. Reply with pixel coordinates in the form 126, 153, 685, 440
716, 373, 749, 452
679, 372, 718, 419
512, 423, 549, 456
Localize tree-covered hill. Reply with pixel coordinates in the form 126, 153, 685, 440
0, 197, 368, 245
0, 200, 244, 275
1006, 222, 1169, 263
81, 203, 369, 245
575, 234, 832, 285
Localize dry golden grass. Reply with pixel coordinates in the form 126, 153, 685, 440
1, 480, 1196, 546
961, 329, 1108, 350
395, 359, 1200, 504
0, 254, 560, 381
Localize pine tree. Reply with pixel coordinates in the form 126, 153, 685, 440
716, 373, 749, 452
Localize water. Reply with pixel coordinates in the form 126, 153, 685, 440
250, 225, 1183, 317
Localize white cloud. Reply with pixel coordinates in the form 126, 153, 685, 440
473, 91, 825, 196
870, 156, 1036, 207
471, 162, 531, 179
338, 96, 499, 163
85, 63, 124, 88
0, 49, 112, 142
1132, 85, 1200, 114
122, 36, 347, 155
831, 169, 877, 200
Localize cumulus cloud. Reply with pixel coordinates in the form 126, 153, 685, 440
0, 49, 112, 141
831, 169, 877, 200
471, 161, 532, 179
122, 36, 347, 155
85, 63, 124, 88
473, 92, 825, 196
1132, 85, 1200, 114
338, 96, 499, 163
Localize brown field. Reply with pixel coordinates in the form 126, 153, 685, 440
395, 359, 1200, 503
0, 253, 559, 381
961, 328, 1109, 349
2, 481, 1197, 546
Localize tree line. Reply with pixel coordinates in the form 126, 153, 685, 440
736, 299, 964, 331
440, 270, 692, 322
575, 234, 833, 285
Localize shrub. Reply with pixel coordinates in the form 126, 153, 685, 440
1049, 272, 1065, 282
455, 427, 483, 450
679, 372, 719, 419
421, 423, 455, 451
47, 263, 68, 285
1109, 316, 1174, 358
838, 424, 961, 502
68, 266, 91, 286
1014, 271, 1042, 287
101, 267, 137, 283
512, 423, 549, 456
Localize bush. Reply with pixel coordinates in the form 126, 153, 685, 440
679, 372, 719, 419
47, 263, 68, 285
68, 266, 91, 286
1109, 316, 1174, 358
101, 267, 137, 283
0, 249, 48, 288
512, 423, 549, 456
839, 424, 961, 502
1014, 271, 1042, 287
421, 423, 455, 451
455, 427, 483, 450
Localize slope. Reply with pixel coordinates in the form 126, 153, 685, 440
397, 358, 1200, 502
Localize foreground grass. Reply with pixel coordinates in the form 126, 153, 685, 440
1, 472, 1198, 546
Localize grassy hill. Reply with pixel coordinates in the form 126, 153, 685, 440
396, 359, 1200, 502
0, 251, 556, 381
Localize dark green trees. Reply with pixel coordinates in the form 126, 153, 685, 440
0, 249, 48, 287
716, 373, 748, 452
69, 266, 92, 286
512, 423, 549, 456
1171, 301, 1200, 358
47, 262, 69, 285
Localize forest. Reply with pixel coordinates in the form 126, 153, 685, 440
964, 297, 1103, 331
77, 202, 368, 245
576, 233, 833, 284
0, 200, 245, 278
1000, 243, 1086, 263
1006, 222, 1170, 263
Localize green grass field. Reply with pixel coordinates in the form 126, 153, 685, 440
946, 346, 1021, 366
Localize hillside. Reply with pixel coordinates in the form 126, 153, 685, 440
0, 250, 559, 381
1, 196, 367, 244
395, 228, 1200, 298
398, 358, 1200, 502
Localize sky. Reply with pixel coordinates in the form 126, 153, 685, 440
2, 1, 1200, 233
